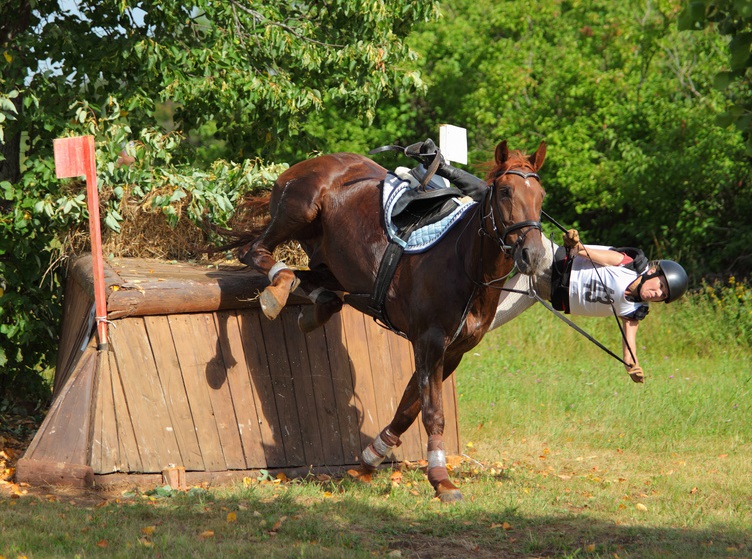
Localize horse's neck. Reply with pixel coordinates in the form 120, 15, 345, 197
460, 214, 513, 333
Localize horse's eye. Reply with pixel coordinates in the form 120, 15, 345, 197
498, 185, 512, 198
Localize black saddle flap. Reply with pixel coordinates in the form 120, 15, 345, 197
390, 185, 464, 229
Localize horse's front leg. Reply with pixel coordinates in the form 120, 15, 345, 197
416, 336, 463, 503
294, 267, 344, 333
361, 351, 464, 503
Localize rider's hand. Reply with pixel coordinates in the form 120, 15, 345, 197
627, 365, 644, 383
564, 229, 581, 251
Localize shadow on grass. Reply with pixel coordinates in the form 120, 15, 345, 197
2, 480, 749, 559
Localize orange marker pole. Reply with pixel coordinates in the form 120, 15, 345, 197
53, 136, 108, 348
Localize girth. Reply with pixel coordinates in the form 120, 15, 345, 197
345, 193, 461, 337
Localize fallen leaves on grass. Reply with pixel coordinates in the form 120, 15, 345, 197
347, 468, 373, 483
390, 470, 403, 486
270, 516, 287, 534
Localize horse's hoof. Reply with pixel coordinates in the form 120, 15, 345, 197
297, 297, 342, 333
297, 306, 320, 333
259, 287, 287, 320
435, 488, 463, 503
434, 480, 463, 503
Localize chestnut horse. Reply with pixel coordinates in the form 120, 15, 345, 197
238, 140, 547, 501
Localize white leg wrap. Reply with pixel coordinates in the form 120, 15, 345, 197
427, 449, 446, 471
361, 444, 386, 468
362, 431, 397, 468
372, 433, 393, 457
268, 261, 291, 283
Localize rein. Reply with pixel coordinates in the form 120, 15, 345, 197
504, 283, 631, 366
532, 211, 638, 367
449, 166, 544, 342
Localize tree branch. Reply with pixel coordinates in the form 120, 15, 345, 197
226, 0, 345, 49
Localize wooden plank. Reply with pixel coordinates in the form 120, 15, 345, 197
109, 349, 143, 472
237, 311, 284, 468
144, 315, 204, 471
257, 314, 306, 467
90, 350, 121, 473
442, 375, 461, 455
362, 323, 399, 450
213, 311, 267, 469
168, 314, 231, 471
279, 311, 328, 466
25, 347, 96, 465
54, 276, 94, 396
339, 309, 381, 446
109, 318, 182, 472
385, 333, 424, 461
322, 313, 362, 463
16, 458, 94, 488
190, 312, 247, 470
302, 320, 348, 465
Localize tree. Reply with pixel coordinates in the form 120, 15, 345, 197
332, 0, 751, 278
0, 0, 438, 404
679, 0, 752, 154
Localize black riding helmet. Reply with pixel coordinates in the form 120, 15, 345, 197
639, 260, 688, 303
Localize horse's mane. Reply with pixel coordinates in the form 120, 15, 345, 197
481, 149, 536, 182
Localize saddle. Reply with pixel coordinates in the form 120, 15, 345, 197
344, 170, 476, 336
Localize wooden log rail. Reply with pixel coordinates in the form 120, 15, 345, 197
68, 255, 310, 319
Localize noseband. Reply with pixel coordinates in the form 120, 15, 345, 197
482, 168, 542, 256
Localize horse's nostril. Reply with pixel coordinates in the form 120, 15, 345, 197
521, 247, 531, 264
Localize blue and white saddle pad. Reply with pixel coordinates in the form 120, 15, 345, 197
382, 171, 477, 253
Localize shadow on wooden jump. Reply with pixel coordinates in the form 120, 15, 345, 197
16, 255, 460, 487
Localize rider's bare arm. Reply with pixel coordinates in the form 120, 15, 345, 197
571, 245, 626, 267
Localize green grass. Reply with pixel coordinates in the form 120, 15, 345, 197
1, 289, 751, 558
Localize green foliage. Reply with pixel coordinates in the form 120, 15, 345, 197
679, 0, 752, 154
0, 98, 290, 403
0, 90, 19, 145
317, 0, 751, 279
0, 1, 437, 404
675, 276, 752, 348
36, 99, 288, 235
1, 0, 438, 162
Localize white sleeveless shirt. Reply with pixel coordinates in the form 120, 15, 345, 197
568, 245, 647, 318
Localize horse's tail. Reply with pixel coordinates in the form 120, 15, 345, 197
206, 192, 272, 255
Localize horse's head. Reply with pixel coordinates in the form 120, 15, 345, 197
484, 140, 547, 275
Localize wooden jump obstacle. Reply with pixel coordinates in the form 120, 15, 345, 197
16, 255, 461, 487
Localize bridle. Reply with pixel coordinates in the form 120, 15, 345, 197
481, 168, 543, 257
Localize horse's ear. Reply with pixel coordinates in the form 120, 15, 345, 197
495, 140, 509, 165
529, 141, 546, 171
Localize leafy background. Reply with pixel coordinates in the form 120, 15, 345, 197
1, 0, 751, 405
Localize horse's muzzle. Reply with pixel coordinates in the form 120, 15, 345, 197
512, 229, 546, 275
